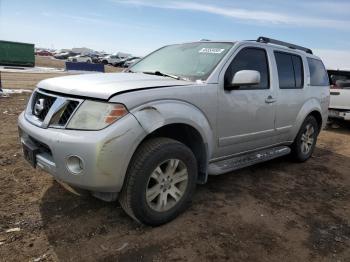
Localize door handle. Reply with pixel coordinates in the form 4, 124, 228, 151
265, 95, 276, 104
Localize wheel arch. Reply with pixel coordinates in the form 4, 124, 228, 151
142, 123, 208, 184
130, 101, 215, 184
293, 98, 324, 140
308, 110, 323, 132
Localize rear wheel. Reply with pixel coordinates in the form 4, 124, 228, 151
291, 115, 319, 162
119, 138, 197, 226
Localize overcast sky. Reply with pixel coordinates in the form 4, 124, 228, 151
0, 0, 349, 69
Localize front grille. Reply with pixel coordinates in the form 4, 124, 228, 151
26, 89, 83, 129
58, 101, 80, 125
31, 91, 56, 121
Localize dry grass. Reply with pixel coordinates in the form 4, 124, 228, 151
1, 56, 122, 89
35, 56, 65, 68
0, 72, 70, 89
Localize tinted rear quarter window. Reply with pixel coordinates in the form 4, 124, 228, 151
307, 58, 329, 86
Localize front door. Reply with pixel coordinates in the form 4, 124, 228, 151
217, 46, 276, 156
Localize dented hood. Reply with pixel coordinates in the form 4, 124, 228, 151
37, 72, 192, 100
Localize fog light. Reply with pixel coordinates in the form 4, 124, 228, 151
66, 155, 84, 174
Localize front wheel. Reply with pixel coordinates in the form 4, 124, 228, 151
291, 115, 319, 162
119, 138, 197, 226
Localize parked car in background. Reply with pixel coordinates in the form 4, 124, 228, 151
123, 57, 141, 68
328, 69, 350, 121
35, 50, 53, 56
99, 54, 114, 64
67, 55, 92, 63
100, 52, 131, 65
87, 54, 100, 63
112, 56, 131, 67
54, 51, 79, 60
52, 49, 70, 56
92, 55, 104, 63
112, 56, 139, 67
18, 37, 329, 226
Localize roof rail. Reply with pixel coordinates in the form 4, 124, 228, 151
257, 36, 313, 54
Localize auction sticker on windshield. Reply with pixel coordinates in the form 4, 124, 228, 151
199, 48, 225, 54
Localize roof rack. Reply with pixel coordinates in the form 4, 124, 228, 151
257, 36, 313, 54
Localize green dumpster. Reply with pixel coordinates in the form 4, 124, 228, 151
0, 40, 35, 67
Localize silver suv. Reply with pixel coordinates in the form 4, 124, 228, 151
18, 37, 330, 225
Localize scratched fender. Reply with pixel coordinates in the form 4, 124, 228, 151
129, 99, 215, 158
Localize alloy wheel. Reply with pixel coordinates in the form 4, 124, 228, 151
146, 159, 188, 212
300, 123, 315, 154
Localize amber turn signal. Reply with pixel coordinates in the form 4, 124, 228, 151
104, 104, 128, 124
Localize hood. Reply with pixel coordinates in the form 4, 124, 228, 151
37, 72, 192, 100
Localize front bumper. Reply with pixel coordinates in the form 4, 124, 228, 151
18, 112, 146, 192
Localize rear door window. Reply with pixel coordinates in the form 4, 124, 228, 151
274, 52, 304, 89
292, 55, 303, 88
307, 58, 329, 86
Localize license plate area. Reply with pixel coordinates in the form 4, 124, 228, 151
22, 141, 40, 168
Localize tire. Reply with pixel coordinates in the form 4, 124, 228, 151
102, 60, 108, 65
87, 59, 91, 63
291, 115, 319, 162
119, 138, 197, 226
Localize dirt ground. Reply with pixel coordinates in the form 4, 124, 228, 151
0, 56, 121, 90
0, 92, 349, 262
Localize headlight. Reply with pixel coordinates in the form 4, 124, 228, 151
67, 100, 128, 130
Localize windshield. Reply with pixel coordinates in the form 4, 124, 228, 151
130, 42, 233, 81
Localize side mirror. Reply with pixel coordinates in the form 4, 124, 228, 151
226, 70, 261, 90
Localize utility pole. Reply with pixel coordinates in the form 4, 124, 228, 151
0, 71, 3, 93
0, 0, 3, 93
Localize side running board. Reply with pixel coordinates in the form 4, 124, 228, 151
208, 146, 291, 175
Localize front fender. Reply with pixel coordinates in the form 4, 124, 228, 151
129, 99, 214, 157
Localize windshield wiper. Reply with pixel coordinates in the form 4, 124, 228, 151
142, 71, 184, 80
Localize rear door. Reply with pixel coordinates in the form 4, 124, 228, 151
273, 51, 306, 142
